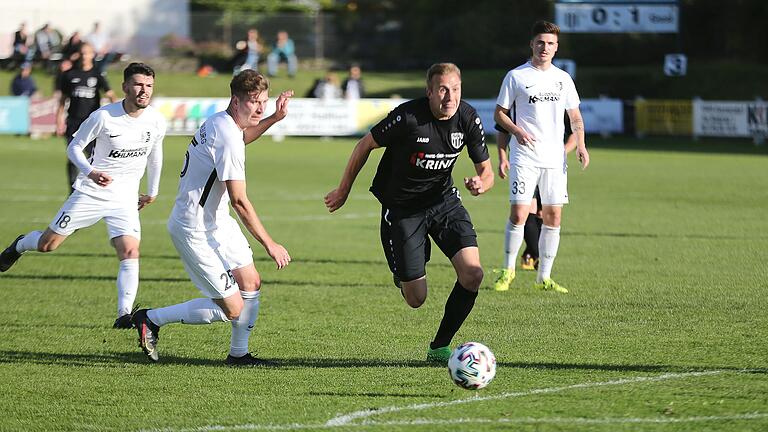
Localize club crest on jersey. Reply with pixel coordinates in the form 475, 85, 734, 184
450, 132, 464, 149
142, 131, 151, 143
556, 81, 563, 91
87, 77, 98, 87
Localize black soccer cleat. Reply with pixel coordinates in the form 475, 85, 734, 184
113, 313, 134, 329
0, 235, 25, 273
225, 353, 276, 367
132, 309, 160, 362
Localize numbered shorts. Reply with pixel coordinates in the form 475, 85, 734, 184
380, 190, 477, 282
508, 164, 569, 206
49, 190, 141, 240
167, 217, 253, 299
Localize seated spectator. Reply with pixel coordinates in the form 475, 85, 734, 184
267, 30, 298, 78
12, 22, 29, 64
233, 28, 261, 74
341, 64, 365, 99
11, 63, 38, 97
32, 23, 60, 63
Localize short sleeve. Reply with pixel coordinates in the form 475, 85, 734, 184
495, 71, 516, 110
564, 75, 580, 110
98, 73, 111, 92
370, 104, 408, 148
464, 106, 490, 164
213, 128, 246, 182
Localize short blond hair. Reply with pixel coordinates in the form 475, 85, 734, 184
426, 63, 461, 86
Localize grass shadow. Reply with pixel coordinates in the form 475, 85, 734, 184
1, 350, 764, 375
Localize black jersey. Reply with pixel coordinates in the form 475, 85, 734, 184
61, 67, 111, 125
370, 98, 489, 210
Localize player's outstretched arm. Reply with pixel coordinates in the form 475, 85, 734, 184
243, 90, 294, 145
566, 107, 589, 169
324, 132, 379, 212
464, 159, 494, 196
226, 179, 291, 269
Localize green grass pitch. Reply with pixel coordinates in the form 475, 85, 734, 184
0, 134, 766, 431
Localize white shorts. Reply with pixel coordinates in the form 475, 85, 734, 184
508, 164, 569, 206
49, 190, 141, 240
168, 217, 253, 299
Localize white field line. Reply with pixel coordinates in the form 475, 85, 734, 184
136, 369, 768, 432
325, 370, 723, 426
139, 413, 768, 432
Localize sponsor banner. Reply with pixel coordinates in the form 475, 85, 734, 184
152, 97, 622, 137
153, 98, 229, 136
635, 99, 692, 135
580, 99, 623, 133
266, 98, 358, 137
29, 97, 58, 135
693, 101, 748, 137
0, 97, 30, 134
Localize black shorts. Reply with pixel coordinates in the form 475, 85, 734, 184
379, 189, 478, 282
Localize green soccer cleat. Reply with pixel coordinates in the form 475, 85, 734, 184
492, 268, 515, 291
426, 346, 452, 364
534, 278, 568, 294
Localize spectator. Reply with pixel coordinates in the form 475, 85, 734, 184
314, 71, 342, 100
10, 63, 37, 97
341, 64, 365, 99
233, 28, 261, 74
86, 22, 114, 73
267, 30, 297, 78
32, 23, 61, 63
12, 23, 29, 64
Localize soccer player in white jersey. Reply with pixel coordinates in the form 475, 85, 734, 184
492, 21, 590, 294
131, 70, 293, 366
0, 63, 165, 327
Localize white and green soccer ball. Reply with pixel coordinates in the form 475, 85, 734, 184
447, 342, 497, 390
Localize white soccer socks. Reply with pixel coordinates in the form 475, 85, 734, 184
503, 221, 525, 269
15, 230, 42, 253
116, 258, 139, 317
147, 298, 229, 327
537, 225, 561, 282
229, 290, 261, 358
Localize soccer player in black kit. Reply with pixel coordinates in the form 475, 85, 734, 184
325, 63, 494, 363
57, 42, 116, 193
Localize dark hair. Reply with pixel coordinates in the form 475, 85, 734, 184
426, 62, 461, 86
531, 20, 560, 39
230, 69, 269, 99
123, 62, 155, 82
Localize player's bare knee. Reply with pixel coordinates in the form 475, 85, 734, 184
224, 304, 243, 320
459, 266, 483, 291
37, 240, 57, 253
120, 249, 140, 260
405, 293, 426, 308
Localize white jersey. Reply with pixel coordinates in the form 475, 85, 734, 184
68, 102, 166, 203
496, 62, 579, 168
170, 111, 246, 232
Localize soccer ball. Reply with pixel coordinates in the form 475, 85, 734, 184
447, 342, 496, 390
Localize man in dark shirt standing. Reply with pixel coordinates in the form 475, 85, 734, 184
57, 42, 116, 193
325, 62, 494, 363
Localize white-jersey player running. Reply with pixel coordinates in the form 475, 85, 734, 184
492, 20, 590, 294
0, 63, 165, 328
132, 70, 293, 366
